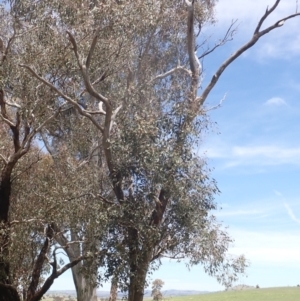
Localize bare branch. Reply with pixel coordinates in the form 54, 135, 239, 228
254, 0, 280, 34
40, 130, 56, 156
86, 34, 98, 70
31, 249, 107, 301
77, 142, 100, 168
9, 218, 45, 226
204, 93, 227, 112
0, 89, 15, 127
197, 3, 300, 107
5, 101, 22, 109
185, 0, 201, 106
160, 253, 185, 260
198, 20, 238, 60
110, 105, 122, 134
66, 31, 82, 67
0, 114, 15, 127
152, 66, 191, 82
91, 71, 108, 86
27, 224, 54, 300
66, 31, 110, 107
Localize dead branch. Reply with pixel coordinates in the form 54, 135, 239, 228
198, 20, 238, 60
197, 1, 300, 108
204, 93, 227, 112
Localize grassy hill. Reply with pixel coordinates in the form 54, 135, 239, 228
168, 287, 300, 301
45, 287, 300, 301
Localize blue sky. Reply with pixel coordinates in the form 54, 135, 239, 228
51, 0, 300, 293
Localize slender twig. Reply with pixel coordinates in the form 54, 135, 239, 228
198, 20, 238, 60
204, 93, 227, 112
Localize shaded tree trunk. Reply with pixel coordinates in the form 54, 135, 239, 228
0, 168, 21, 301
0, 285, 21, 301
127, 189, 169, 301
127, 228, 153, 301
75, 275, 97, 301
128, 252, 151, 301
109, 276, 118, 301
55, 231, 98, 301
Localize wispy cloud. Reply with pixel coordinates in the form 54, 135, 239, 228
229, 228, 300, 265
215, 209, 263, 217
264, 97, 287, 107
283, 203, 300, 224
273, 190, 282, 197
207, 145, 300, 168
232, 145, 300, 159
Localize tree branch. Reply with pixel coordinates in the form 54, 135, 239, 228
197, 2, 300, 107
254, 0, 280, 34
31, 249, 107, 301
66, 31, 110, 108
19, 64, 104, 134
186, 0, 200, 103
86, 34, 98, 70
26, 224, 54, 300
198, 20, 238, 60
152, 66, 191, 82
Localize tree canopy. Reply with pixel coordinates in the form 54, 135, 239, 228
0, 1, 299, 301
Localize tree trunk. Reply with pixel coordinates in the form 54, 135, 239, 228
109, 276, 118, 301
0, 286, 21, 301
75, 274, 97, 301
128, 257, 150, 301
127, 228, 152, 301
0, 167, 21, 301
56, 233, 98, 301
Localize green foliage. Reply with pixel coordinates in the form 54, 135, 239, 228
3, 0, 298, 299
0, 1, 242, 298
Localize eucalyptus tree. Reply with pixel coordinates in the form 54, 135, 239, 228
1, 1, 300, 301
18, 0, 300, 300
0, 3, 107, 301
40, 109, 110, 301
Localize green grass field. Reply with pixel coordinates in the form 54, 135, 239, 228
44, 287, 300, 301
168, 287, 300, 301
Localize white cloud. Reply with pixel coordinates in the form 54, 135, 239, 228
231, 145, 300, 166
229, 229, 300, 266
205, 144, 300, 168
232, 145, 299, 158
264, 97, 287, 106
283, 203, 300, 224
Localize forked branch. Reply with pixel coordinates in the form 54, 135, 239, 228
19, 64, 104, 133
196, 0, 300, 108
